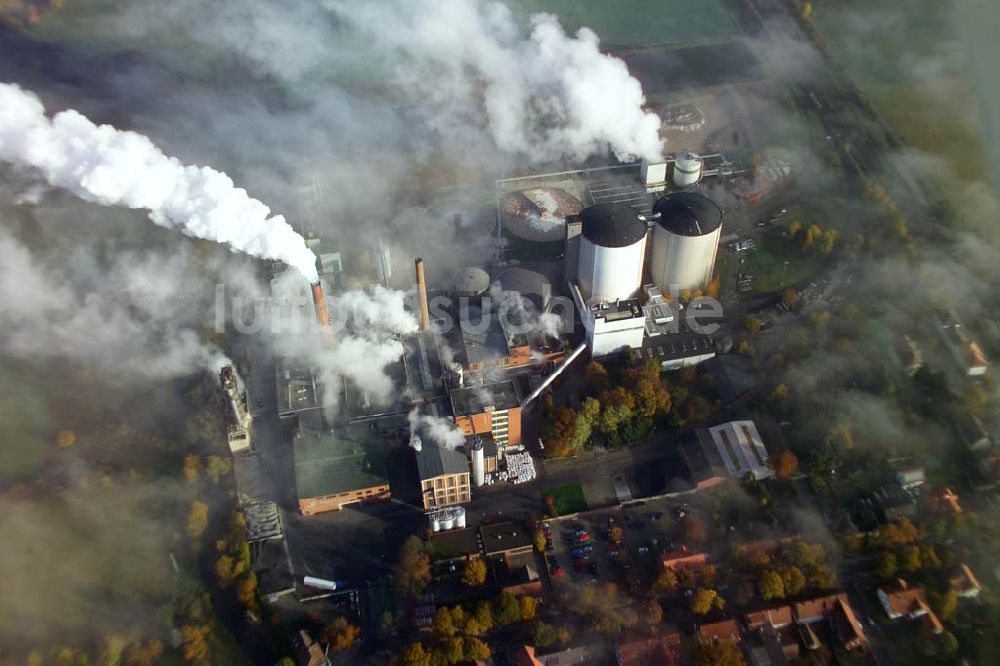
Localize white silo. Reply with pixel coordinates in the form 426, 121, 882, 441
576, 203, 647, 302
673, 151, 703, 187
440, 512, 455, 530
471, 435, 486, 488
429, 512, 442, 532
650, 192, 724, 293
454, 507, 467, 528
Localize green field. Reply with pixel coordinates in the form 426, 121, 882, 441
543, 483, 588, 515
741, 233, 825, 292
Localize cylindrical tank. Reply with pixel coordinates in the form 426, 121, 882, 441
452, 267, 491, 301
454, 507, 466, 528
673, 151, 703, 187
440, 514, 455, 530
498, 267, 551, 312
576, 203, 646, 302
471, 435, 486, 488
650, 192, 724, 293
430, 513, 441, 532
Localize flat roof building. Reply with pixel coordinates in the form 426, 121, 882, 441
451, 380, 522, 447
293, 428, 389, 515
700, 420, 772, 480
481, 522, 534, 560
415, 442, 471, 510
276, 358, 323, 424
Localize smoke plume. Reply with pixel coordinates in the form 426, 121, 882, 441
408, 408, 466, 451
328, 0, 664, 162
0, 83, 319, 281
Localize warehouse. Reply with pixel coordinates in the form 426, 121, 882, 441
294, 428, 390, 515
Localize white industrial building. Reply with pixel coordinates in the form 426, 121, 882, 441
650, 192, 724, 293
704, 420, 772, 480
565, 203, 648, 357
570, 282, 646, 357
220, 366, 252, 455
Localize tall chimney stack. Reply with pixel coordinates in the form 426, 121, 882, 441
310, 280, 335, 348
414, 258, 430, 331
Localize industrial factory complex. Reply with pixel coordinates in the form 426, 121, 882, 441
217, 145, 747, 608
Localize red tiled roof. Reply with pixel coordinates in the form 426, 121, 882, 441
699, 620, 741, 643
793, 593, 848, 622
745, 606, 793, 630
616, 633, 682, 666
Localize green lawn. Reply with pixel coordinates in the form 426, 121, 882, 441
737, 232, 826, 293
543, 483, 588, 515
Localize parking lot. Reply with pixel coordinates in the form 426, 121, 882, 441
542, 495, 704, 592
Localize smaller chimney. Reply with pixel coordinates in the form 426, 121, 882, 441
415, 258, 430, 331
310, 281, 335, 348
410, 435, 423, 452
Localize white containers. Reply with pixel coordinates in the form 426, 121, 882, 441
673, 151, 703, 187
576, 203, 647, 302
454, 507, 467, 528
650, 192, 724, 293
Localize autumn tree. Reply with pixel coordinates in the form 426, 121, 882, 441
125, 640, 164, 666
876, 551, 898, 579
533, 528, 547, 553
205, 456, 232, 484
693, 640, 745, 666
691, 587, 724, 615
532, 621, 557, 647
392, 642, 431, 666
780, 566, 806, 597
585, 361, 611, 394
900, 545, 921, 573
677, 516, 707, 545
326, 617, 360, 652
610, 525, 624, 545
781, 288, 800, 310
744, 315, 762, 336
432, 607, 456, 639
758, 570, 785, 601
462, 558, 487, 586
183, 454, 202, 484
654, 568, 678, 593
802, 224, 822, 250
236, 573, 258, 613
463, 637, 491, 661
774, 450, 799, 480
495, 592, 522, 626
788, 220, 803, 237
180, 624, 212, 664
215, 555, 238, 588
396, 536, 431, 597
187, 501, 209, 540
643, 599, 664, 624
931, 590, 958, 621
474, 601, 494, 632
519, 595, 538, 622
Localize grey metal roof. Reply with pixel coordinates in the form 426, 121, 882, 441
416, 444, 470, 480
579, 203, 646, 248
294, 428, 387, 498
653, 191, 723, 237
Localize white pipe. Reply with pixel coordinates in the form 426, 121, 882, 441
520, 343, 589, 408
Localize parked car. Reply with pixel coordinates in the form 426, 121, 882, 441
552, 566, 565, 577
575, 533, 591, 543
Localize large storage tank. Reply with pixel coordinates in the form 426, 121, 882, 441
673, 151, 703, 187
650, 192, 724, 293
577, 203, 646, 302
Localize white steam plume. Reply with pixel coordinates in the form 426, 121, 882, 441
408, 408, 466, 451
0, 83, 319, 282
331, 0, 664, 162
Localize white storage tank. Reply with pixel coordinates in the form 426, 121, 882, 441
673, 151, 703, 187
471, 435, 486, 488
576, 203, 647, 302
440, 514, 455, 531
454, 507, 467, 528
430, 513, 442, 532
650, 192, 724, 293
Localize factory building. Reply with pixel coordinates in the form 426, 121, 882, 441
450, 380, 523, 446
276, 358, 323, 425
413, 436, 472, 510
220, 365, 252, 455
565, 203, 649, 357
650, 192, 724, 293
293, 428, 390, 515
570, 284, 647, 357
